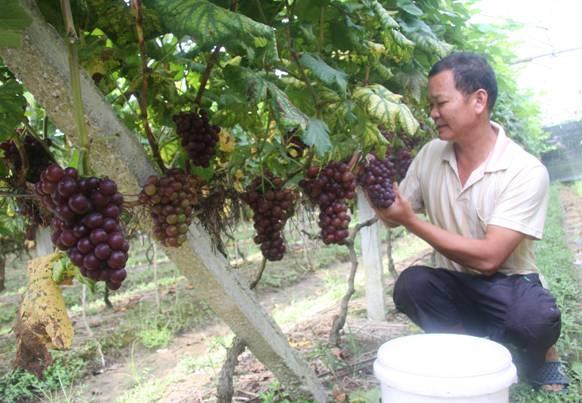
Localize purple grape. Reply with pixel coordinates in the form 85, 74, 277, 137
107, 251, 127, 269
99, 179, 117, 195
83, 254, 101, 270
68, 193, 91, 214
90, 228, 108, 245
108, 232, 124, 250
83, 212, 104, 229
94, 243, 112, 260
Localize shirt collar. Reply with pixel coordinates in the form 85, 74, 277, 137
440, 121, 511, 172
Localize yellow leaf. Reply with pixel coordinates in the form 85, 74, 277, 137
218, 129, 235, 153
14, 254, 74, 375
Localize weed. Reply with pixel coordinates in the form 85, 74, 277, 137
258, 380, 315, 403
0, 353, 86, 403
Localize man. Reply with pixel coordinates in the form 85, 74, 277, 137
372, 52, 569, 392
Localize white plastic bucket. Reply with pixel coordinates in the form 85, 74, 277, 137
373, 334, 517, 403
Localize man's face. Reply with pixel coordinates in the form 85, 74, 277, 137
428, 70, 480, 141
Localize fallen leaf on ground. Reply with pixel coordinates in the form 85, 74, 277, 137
13, 254, 74, 376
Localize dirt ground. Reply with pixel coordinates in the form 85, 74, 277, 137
69, 249, 432, 403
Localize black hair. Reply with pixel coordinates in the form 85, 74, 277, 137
429, 52, 498, 112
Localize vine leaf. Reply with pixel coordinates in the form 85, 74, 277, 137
396, 0, 423, 17
370, 0, 398, 29
14, 254, 74, 377
400, 19, 452, 57
299, 53, 348, 96
144, 0, 278, 62
267, 83, 309, 130
0, 80, 26, 141
353, 84, 419, 135
0, 0, 32, 48
302, 117, 332, 156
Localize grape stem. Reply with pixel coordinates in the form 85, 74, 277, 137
193, 0, 237, 108
132, 0, 166, 174
60, 0, 89, 170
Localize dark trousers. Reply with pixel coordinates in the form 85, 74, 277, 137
393, 265, 562, 378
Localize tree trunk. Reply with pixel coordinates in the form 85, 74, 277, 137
0, 2, 326, 400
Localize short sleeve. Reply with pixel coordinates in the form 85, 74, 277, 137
488, 164, 550, 239
399, 144, 427, 213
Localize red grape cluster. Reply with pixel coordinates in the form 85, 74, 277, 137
34, 165, 129, 290
358, 155, 396, 209
173, 110, 220, 168
241, 176, 297, 261
389, 149, 413, 182
0, 134, 54, 183
138, 169, 201, 247
300, 161, 356, 245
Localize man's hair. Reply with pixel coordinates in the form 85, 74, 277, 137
429, 52, 498, 112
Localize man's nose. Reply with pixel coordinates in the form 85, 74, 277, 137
430, 106, 439, 120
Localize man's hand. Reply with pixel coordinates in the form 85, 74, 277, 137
371, 182, 416, 228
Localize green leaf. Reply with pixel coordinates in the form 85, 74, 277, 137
144, 0, 278, 62
299, 53, 347, 95
400, 19, 452, 57
396, 0, 423, 17
0, 0, 32, 48
302, 117, 331, 156
0, 80, 26, 140
370, 0, 398, 29
267, 83, 309, 130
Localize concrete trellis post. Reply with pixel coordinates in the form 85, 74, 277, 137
356, 188, 386, 320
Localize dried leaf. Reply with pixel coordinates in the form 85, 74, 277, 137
13, 254, 74, 376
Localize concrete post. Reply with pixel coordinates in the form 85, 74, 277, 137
356, 188, 386, 320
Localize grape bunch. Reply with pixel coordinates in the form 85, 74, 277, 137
173, 110, 220, 168
241, 176, 297, 261
389, 149, 413, 182
34, 165, 129, 290
0, 133, 54, 183
358, 155, 397, 209
300, 161, 356, 245
138, 169, 201, 247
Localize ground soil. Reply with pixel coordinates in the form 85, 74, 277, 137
67, 248, 431, 403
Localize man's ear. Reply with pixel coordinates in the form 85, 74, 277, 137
473, 89, 489, 114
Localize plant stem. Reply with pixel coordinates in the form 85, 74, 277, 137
329, 217, 378, 346
193, 46, 221, 108
284, 0, 321, 115
249, 257, 267, 290
132, 0, 166, 174
60, 0, 89, 172
193, 0, 237, 108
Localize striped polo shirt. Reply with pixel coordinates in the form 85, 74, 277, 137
400, 122, 550, 275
